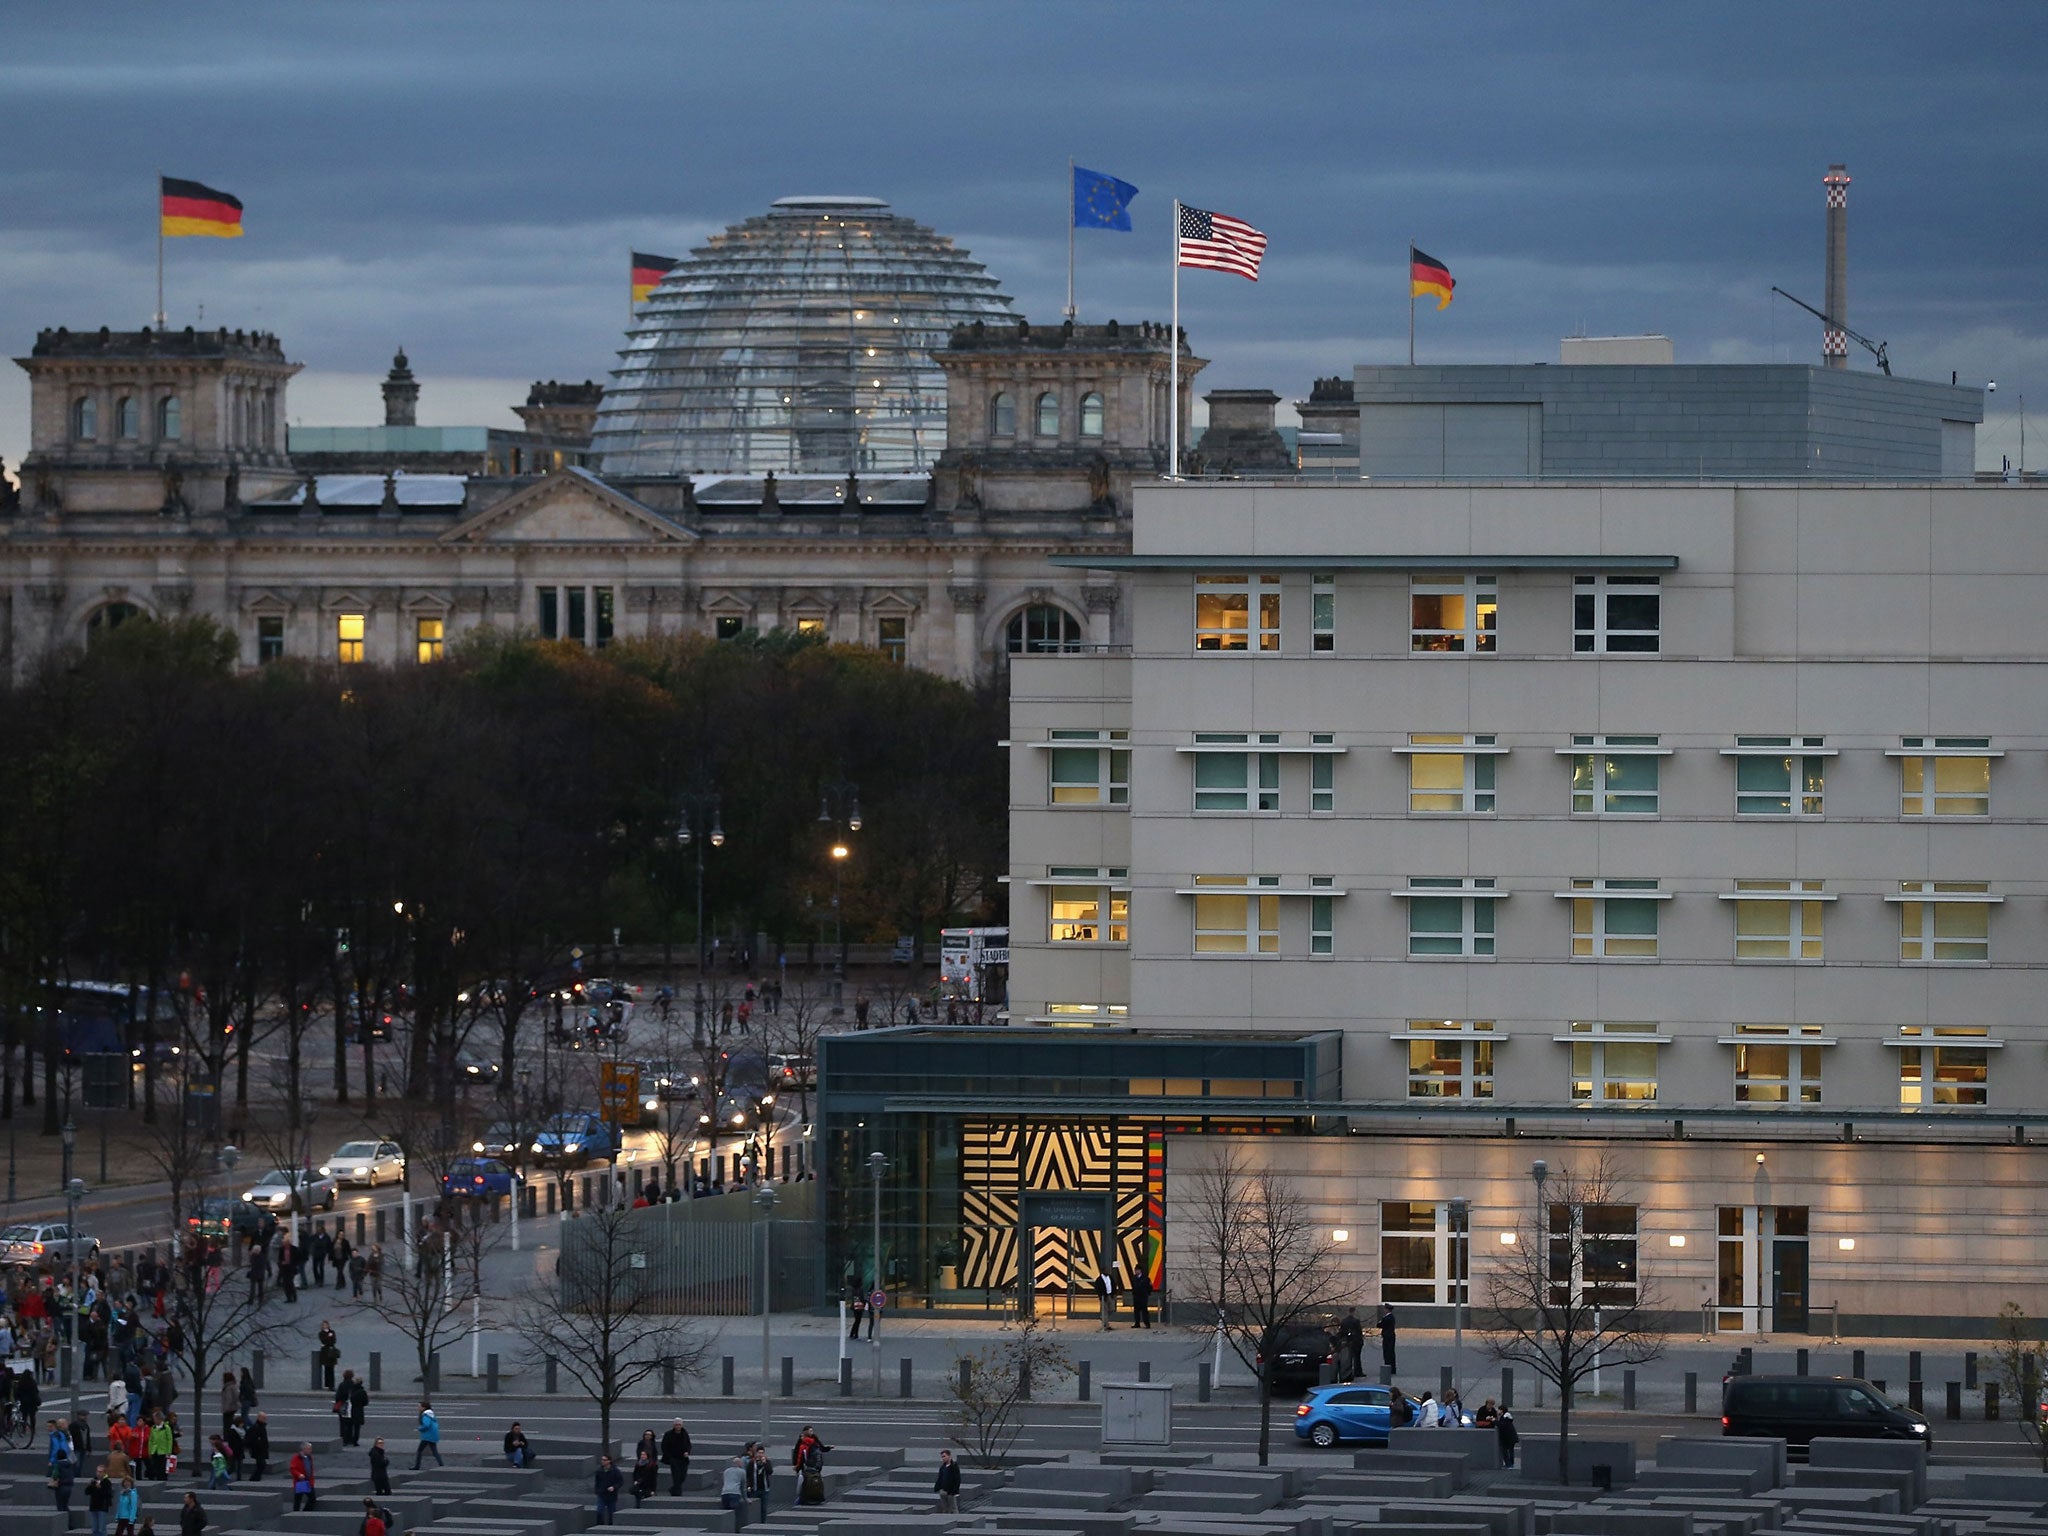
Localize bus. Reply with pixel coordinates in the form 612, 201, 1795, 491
938, 927, 1008, 1005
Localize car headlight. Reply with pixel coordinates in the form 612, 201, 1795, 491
351, 1166, 369, 1176
531, 1143, 544, 1154
643, 1098, 658, 1111
564, 1142, 581, 1153
317, 1166, 332, 1177
1911, 1423, 1929, 1434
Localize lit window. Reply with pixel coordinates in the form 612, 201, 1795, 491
1380, 1200, 1471, 1305
1547, 1202, 1639, 1304
1573, 575, 1660, 654
795, 617, 826, 637
1035, 392, 1059, 437
1896, 1027, 1991, 1107
1194, 574, 1280, 652
156, 395, 182, 441
415, 616, 445, 665
1192, 735, 1280, 812
72, 397, 98, 440
1897, 882, 1992, 963
1309, 877, 1335, 955
1570, 736, 1662, 815
1312, 572, 1335, 652
715, 615, 743, 640
1731, 880, 1826, 961
1006, 604, 1081, 655
1404, 878, 1497, 957
1192, 875, 1280, 954
1310, 735, 1335, 812
1731, 737, 1827, 817
1731, 1024, 1826, 1105
877, 616, 907, 664
1079, 392, 1104, 437
1047, 871, 1128, 944
989, 393, 1015, 436
1047, 730, 1130, 806
256, 614, 284, 665
1405, 734, 1498, 814
336, 613, 366, 665
115, 396, 140, 439
1897, 738, 1992, 817
1569, 879, 1661, 958
1569, 1022, 1660, 1102
1411, 574, 1497, 653
1403, 1021, 1496, 1101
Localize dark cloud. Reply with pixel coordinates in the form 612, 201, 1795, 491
4, 1, 2043, 470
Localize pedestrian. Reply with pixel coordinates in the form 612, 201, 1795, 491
933, 1448, 961, 1514
1093, 1262, 1117, 1330
310, 1224, 332, 1288
412, 1400, 442, 1468
631, 1447, 657, 1508
792, 1425, 830, 1505
1415, 1389, 1440, 1427
502, 1422, 529, 1468
145, 1412, 174, 1482
49, 1415, 75, 1474
368, 1438, 392, 1496
236, 1369, 256, 1424
634, 1428, 657, 1472
1473, 1396, 1500, 1428
1131, 1263, 1154, 1329
330, 1232, 352, 1293
244, 1413, 270, 1482
592, 1453, 624, 1526
220, 1419, 242, 1480
1377, 1302, 1398, 1374
359, 1497, 388, 1536
366, 1247, 383, 1304
50, 1448, 76, 1512
1496, 1407, 1518, 1468
289, 1442, 316, 1511
847, 1292, 865, 1341
109, 1372, 129, 1428
659, 1417, 691, 1495
748, 1443, 774, 1516
1389, 1384, 1412, 1428
216, 1373, 237, 1436
316, 1322, 339, 1391
88, 1462, 115, 1536
1336, 1308, 1363, 1381
1441, 1386, 1465, 1425
245, 1248, 268, 1306
719, 1457, 746, 1513
347, 1249, 367, 1300
277, 1238, 297, 1304
114, 1476, 139, 1536
178, 1490, 205, 1536
333, 1369, 367, 1447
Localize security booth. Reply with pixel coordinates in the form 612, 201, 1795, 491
815, 1026, 1341, 1313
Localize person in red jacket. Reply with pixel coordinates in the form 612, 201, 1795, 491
288, 1443, 316, 1512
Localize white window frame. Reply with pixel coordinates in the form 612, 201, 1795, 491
1191, 875, 1281, 955
1309, 876, 1335, 955
1888, 1027, 1998, 1108
1044, 729, 1130, 807
1040, 867, 1130, 945
1410, 573, 1498, 653
1724, 736, 1832, 818
1310, 735, 1335, 812
1191, 733, 1281, 812
1396, 878, 1500, 958
1194, 573, 1281, 653
1573, 574, 1661, 654
1312, 572, 1335, 652
1559, 1022, 1666, 1103
1890, 881, 1997, 963
1397, 733, 1503, 814
1562, 879, 1667, 958
1723, 1024, 1832, 1105
1563, 735, 1667, 816
1393, 1021, 1497, 1101
1721, 880, 1831, 962
1890, 737, 1997, 818
1379, 1199, 1473, 1305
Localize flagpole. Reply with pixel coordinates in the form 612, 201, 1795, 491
1407, 242, 1415, 366
1170, 201, 1180, 480
155, 171, 166, 330
1065, 158, 1077, 321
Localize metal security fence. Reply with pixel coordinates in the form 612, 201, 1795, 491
557, 1182, 819, 1316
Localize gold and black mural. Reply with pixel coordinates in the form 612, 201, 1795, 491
958, 1118, 1152, 1291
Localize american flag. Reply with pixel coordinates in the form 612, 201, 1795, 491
1177, 204, 1266, 281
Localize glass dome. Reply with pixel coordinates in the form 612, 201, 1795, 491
593, 197, 1015, 477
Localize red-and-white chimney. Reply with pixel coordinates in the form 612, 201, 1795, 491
1823, 164, 1850, 368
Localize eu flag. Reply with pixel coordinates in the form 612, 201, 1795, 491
1073, 165, 1139, 231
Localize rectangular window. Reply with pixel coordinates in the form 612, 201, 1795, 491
1732, 1024, 1825, 1105
1194, 574, 1280, 652
877, 616, 907, 665
415, 616, 445, 665
1312, 572, 1335, 652
1309, 877, 1334, 956
1404, 1021, 1495, 1100
1570, 735, 1662, 815
1569, 1023, 1659, 1102
1732, 880, 1825, 961
1898, 738, 1992, 817
335, 612, 366, 665
566, 587, 587, 643
1574, 575, 1661, 654
256, 615, 284, 665
538, 588, 560, 640
1733, 737, 1827, 817
1048, 880, 1129, 944
1406, 734, 1498, 814
795, 617, 826, 637
1406, 879, 1496, 957
1549, 1202, 1639, 1304
1380, 1201, 1470, 1305
1898, 882, 1991, 962
715, 614, 743, 640
594, 587, 615, 648
1311, 736, 1335, 812
1411, 573, 1498, 653
1048, 731, 1129, 806
1898, 1027, 1991, 1107
1570, 879, 1661, 958
1192, 875, 1280, 954
1193, 735, 1280, 812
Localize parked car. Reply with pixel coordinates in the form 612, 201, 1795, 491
0, 1221, 100, 1266
240, 1167, 338, 1212
318, 1140, 405, 1187
473, 1124, 524, 1159
1293, 1383, 1423, 1447
530, 1111, 620, 1165
1255, 1323, 1335, 1397
186, 1197, 278, 1245
769, 1053, 816, 1089
442, 1157, 520, 1198
1721, 1374, 1930, 1452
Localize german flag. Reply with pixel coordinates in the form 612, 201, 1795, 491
631, 252, 679, 305
1410, 246, 1455, 310
160, 176, 243, 239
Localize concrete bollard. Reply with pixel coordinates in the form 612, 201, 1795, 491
487, 1353, 499, 1393
1623, 1369, 1636, 1410
1796, 1347, 1810, 1376
1138, 1361, 1150, 1382
1910, 1350, 1923, 1385
721, 1356, 734, 1396
1736, 1346, 1754, 1376
545, 1183, 556, 1216
59, 1348, 71, 1387
368, 1352, 381, 1393
663, 1361, 675, 1396
253, 1349, 265, 1390
375, 1207, 387, 1243
546, 1355, 558, 1394
1852, 1348, 1866, 1378
1502, 1367, 1514, 1409
309, 1351, 322, 1390
1079, 1361, 1091, 1401
356, 1211, 366, 1245
1909, 1379, 1923, 1411
1988, 1381, 2001, 1419
1198, 1362, 1211, 1402
427, 1352, 440, 1393
1019, 1360, 1031, 1400
781, 1357, 793, 1397
958, 1358, 972, 1396
1440, 1365, 1454, 1401
839, 1358, 852, 1397
900, 1358, 912, 1399
1684, 1371, 1697, 1413
1966, 1351, 1979, 1389
1947, 1381, 1962, 1420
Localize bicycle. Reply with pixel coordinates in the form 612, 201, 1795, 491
0, 1399, 34, 1450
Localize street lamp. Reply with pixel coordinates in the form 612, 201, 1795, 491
676, 792, 727, 1029
65, 1173, 84, 1429
818, 783, 861, 996
1448, 1196, 1469, 1401
755, 1184, 777, 1439
61, 1114, 75, 1190
867, 1151, 887, 1394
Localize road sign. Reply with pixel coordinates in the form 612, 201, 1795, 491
598, 1061, 640, 1123
869, 1289, 886, 1312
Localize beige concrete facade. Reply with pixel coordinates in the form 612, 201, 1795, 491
1011, 479, 2048, 1333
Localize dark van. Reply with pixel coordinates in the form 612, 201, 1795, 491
1722, 1375, 1931, 1452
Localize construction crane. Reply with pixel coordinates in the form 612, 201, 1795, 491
1771, 287, 1891, 375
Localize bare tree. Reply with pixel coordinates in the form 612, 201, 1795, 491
1481, 1156, 1666, 1486
946, 1317, 1075, 1467
1180, 1143, 1349, 1465
1991, 1302, 2048, 1469
513, 1200, 714, 1455
764, 977, 832, 1126
357, 1200, 499, 1387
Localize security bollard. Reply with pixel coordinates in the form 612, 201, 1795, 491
663, 1361, 675, 1396
958, 1358, 972, 1396
1736, 1346, 1754, 1376
840, 1358, 852, 1397
1909, 1379, 1923, 1411
546, 1355, 558, 1394
1198, 1363, 1211, 1402
375, 1207, 387, 1243
1947, 1381, 1962, 1420
1502, 1368, 1514, 1409
781, 1357, 793, 1397
1624, 1369, 1637, 1410
1138, 1361, 1150, 1382
1796, 1347, 1810, 1376
900, 1358, 912, 1399
427, 1352, 440, 1394
1079, 1361, 1091, 1401
368, 1352, 381, 1393
1910, 1350, 1923, 1385
1685, 1371, 1697, 1414
1440, 1365, 1454, 1401
309, 1351, 322, 1390
253, 1350, 265, 1390
1966, 1351, 1979, 1389
487, 1353, 499, 1393
1019, 1360, 1031, 1400
1988, 1381, 2001, 1420
721, 1356, 734, 1396
1852, 1348, 1866, 1378
545, 1183, 556, 1216
59, 1349, 71, 1387
356, 1211, 367, 1245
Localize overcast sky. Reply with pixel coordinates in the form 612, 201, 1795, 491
5, 2, 2044, 476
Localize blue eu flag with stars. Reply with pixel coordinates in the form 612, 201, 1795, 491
1073, 165, 1139, 230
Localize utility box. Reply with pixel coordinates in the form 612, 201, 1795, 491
1101, 1380, 1173, 1447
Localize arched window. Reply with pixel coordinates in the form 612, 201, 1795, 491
1006, 603, 1082, 655
85, 602, 141, 643
157, 395, 182, 440
1080, 392, 1104, 438
989, 392, 1015, 437
72, 397, 98, 440
1035, 392, 1059, 437
115, 397, 140, 439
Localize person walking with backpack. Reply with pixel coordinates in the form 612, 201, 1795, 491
357, 1497, 388, 1536
412, 1401, 442, 1468
792, 1425, 830, 1505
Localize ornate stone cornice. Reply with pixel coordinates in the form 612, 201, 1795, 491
1083, 583, 1119, 614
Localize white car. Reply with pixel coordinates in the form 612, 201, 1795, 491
241, 1168, 338, 1211
317, 1140, 405, 1187
0, 1221, 100, 1266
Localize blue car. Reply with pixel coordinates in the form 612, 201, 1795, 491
442, 1157, 519, 1197
530, 1111, 620, 1165
1293, 1384, 1421, 1447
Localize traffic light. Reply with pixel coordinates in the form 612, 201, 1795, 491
334, 927, 351, 959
